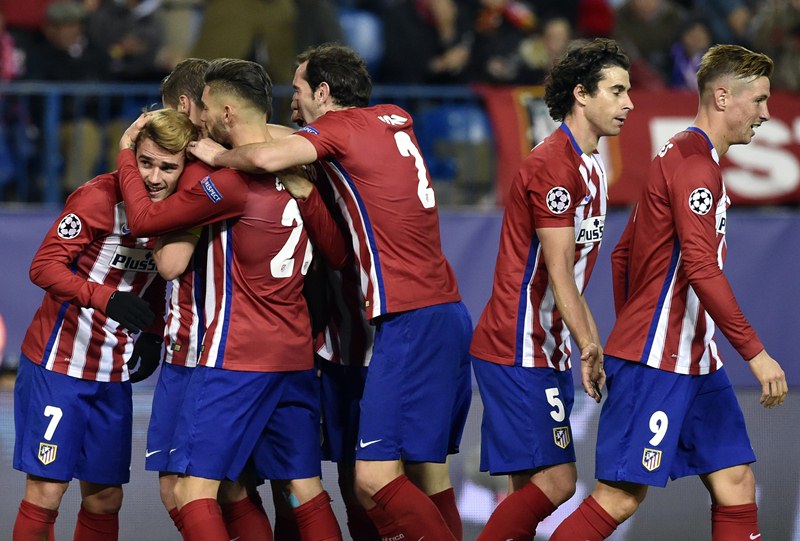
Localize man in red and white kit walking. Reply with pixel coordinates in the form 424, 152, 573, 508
550, 44, 788, 541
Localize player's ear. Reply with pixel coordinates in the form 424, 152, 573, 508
573, 84, 588, 106
714, 87, 728, 110
317, 82, 331, 103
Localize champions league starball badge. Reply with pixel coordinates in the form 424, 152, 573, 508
546, 187, 571, 214
57, 213, 82, 239
688, 188, 713, 215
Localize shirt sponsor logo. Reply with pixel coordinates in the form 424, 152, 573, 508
38, 442, 58, 465
688, 187, 713, 215
546, 187, 571, 214
110, 246, 158, 273
576, 215, 605, 244
201, 176, 223, 203
642, 447, 662, 471
299, 125, 320, 135
553, 427, 571, 449
57, 213, 82, 239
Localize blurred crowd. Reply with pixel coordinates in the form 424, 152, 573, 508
0, 0, 798, 91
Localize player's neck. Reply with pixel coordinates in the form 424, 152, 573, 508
230, 122, 273, 147
692, 115, 729, 157
562, 118, 599, 155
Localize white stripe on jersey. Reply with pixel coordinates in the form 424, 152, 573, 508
203, 222, 230, 367
325, 163, 382, 316
646, 254, 680, 370
520, 247, 542, 368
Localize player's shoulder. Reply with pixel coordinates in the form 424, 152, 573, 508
68, 172, 118, 208
523, 128, 579, 176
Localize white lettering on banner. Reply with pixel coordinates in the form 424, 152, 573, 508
650, 117, 800, 200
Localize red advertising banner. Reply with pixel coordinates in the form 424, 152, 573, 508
477, 86, 800, 206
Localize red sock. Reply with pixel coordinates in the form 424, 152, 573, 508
274, 512, 302, 541
477, 482, 556, 541
13, 499, 58, 541
366, 475, 456, 541
221, 497, 273, 541
169, 507, 182, 532
177, 498, 230, 541
549, 496, 617, 541
711, 503, 759, 541
430, 488, 463, 541
344, 504, 381, 541
73, 506, 119, 541
294, 491, 342, 541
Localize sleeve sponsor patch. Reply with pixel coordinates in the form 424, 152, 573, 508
200, 176, 223, 203
299, 125, 319, 135
546, 186, 571, 214
57, 213, 82, 239
688, 187, 713, 215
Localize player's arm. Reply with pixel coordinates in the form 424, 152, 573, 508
189, 134, 318, 173
29, 196, 117, 310
153, 228, 201, 280
117, 148, 247, 237
672, 160, 787, 407
610, 208, 636, 314
537, 226, 603, 402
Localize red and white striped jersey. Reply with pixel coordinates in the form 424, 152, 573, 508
470, 125, 607, 371
606, 128, 764, 374
117, 150, 314, 372
162, 229, 207, 368
22, 174, 166, 382
295, 104, 461, 320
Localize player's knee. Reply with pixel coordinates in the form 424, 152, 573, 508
158, 477, 177, 510
24, 478, 69, 510
81, 486, 124, 515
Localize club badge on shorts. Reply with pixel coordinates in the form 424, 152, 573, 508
38, 442, 58, 465
642, 448, 662, 471
553, 427, 571, 449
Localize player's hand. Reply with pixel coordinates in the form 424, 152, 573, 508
187, 138, 226, 167
127, 333, 163, 383
105, 291, 154, 334
277, 166, 314, 200
748, 349, 788, 408
120, 112, 151, 151
580, 342, 605, 403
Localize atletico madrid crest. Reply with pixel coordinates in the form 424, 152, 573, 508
553, 427, 571, 449
38, 442, 58, 465
642, 448, 662, 472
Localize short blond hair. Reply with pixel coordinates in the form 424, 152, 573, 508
135, 109, 199, 154
697, 45, 774, 97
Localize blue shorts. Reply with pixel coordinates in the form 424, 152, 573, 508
13, 355, 132, 485
319, 360, 366, 464
473, 356, 575, 475
596, 356, 755, 487
145, 362, 193, 472
357, 301, 473, 462
167, 366, 322, 482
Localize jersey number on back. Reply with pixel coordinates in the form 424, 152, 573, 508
271, 199, 313, 278
394, 132, 435, 209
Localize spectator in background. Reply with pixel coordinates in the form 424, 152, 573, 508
22, 1, 111, 196
517, 17, 573, 84
613, 0, 687, 88
669, 16, 711, 91
750, 0, 800, 92
693, 0, 752, 45
154, 0, 203, 72
190, 0, 296, 84
467, 0, 541, 84
84, 0, 165, 81
380, 0, 472, 84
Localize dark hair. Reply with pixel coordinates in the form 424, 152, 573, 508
544, 38, 631, 122
204, 58, 273, 122
160, 58, 209, 109
296, 43, 371, 108
696, 44, 773, 97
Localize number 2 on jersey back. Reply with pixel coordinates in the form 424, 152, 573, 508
270, 199, 313, 278
394, 131, 435, 209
